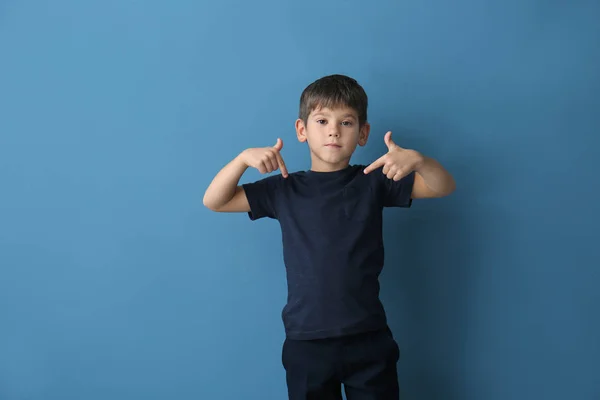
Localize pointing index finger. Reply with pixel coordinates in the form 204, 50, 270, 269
363, 156, 385, 174
276, 151, 289, 178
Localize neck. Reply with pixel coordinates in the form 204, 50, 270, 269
310, 161, 350, 173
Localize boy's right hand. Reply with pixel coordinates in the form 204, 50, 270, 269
240, 138, 289, 178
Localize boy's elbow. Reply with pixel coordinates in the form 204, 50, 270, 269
203, 201, 214, 211
203, 202, 220, 212
445, 180, 456, 196
437, 181, 456, 198
203, 197, 231, 212
202, 194, 219, 211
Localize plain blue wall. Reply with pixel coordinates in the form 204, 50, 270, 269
1, 1, 598, 399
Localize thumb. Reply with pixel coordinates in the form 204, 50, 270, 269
273, 138, 283, 151
384, 131, 396, 150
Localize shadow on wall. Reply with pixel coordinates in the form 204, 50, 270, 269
376, 120, 500, 400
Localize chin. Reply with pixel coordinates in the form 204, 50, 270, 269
310, 148, 351, 165
321, 154, 350, 165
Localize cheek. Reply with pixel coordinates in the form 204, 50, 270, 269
344, 127, 361, 141
306, 126, 325, 139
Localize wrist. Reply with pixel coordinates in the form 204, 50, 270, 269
412, 151, 426, 171
236, 150, 250, 168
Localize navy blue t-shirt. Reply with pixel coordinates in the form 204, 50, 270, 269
242, 165, 414, 340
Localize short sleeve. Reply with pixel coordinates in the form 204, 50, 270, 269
378, 169, 415, 208
241, 174, 282, 220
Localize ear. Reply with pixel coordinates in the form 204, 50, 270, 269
295, 119, 308, 143
358, 122, 370, 146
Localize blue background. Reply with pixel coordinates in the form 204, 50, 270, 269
1, 1, 598, 399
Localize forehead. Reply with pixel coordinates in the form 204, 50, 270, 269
309, 106, 358, 119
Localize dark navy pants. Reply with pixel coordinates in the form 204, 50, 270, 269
282, 327, 400, 400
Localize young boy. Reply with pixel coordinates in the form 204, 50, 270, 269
203, 74, 455, 399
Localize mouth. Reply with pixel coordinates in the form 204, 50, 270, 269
325, 143, 342, 148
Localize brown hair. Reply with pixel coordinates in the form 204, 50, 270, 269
299, 74, 368, 126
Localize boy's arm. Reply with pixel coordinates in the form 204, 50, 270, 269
203, 138, 288, 212
203, 154, 251, 212
412, 156, 455, 199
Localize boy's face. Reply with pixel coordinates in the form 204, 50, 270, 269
295, 106, 370, 172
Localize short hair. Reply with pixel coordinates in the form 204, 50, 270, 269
299, 74, 368, 126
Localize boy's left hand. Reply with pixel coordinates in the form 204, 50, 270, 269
363, 131, 424, 181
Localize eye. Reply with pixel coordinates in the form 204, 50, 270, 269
316, 119, 326, 124
342, 121, 353, 126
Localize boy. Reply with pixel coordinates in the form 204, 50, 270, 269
203, 74, 455, 399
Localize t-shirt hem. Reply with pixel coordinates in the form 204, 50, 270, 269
284, 321, 388, 340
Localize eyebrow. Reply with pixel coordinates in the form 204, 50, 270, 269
313, 112, 357, 119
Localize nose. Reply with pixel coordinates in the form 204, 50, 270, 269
328, 126, 340, 137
